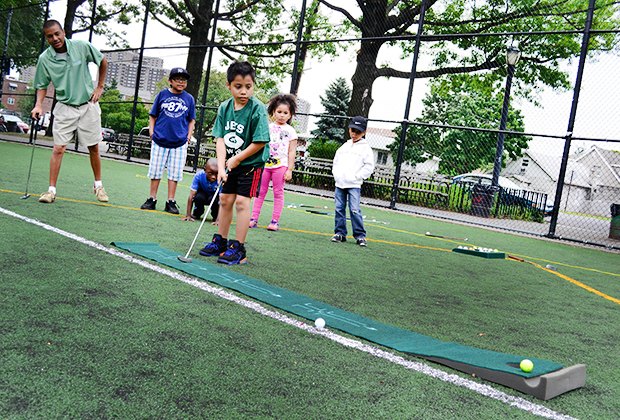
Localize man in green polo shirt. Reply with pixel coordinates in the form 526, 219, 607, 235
31, 19, 109, 203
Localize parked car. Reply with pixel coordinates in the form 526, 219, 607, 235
452, 173, 522, 190
101, 127, 117, 142
452, 173, 554, 216
0, 114, 29, 133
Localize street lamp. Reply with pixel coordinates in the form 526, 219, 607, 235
491, 46, 521, 186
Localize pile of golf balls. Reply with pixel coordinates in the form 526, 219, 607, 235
475, 247, 499, 253
456, 246, 499, 252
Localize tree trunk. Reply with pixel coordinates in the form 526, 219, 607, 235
347, 0, 387, 118
185, 1, 213, 101
347, 39, 381, 118
185, 36, 209, 101
63, 0, 86, 38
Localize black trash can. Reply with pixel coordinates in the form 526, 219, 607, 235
470, 184, 497, 218
610, 204, 620, 240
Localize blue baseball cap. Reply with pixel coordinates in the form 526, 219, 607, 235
348, 115, 367, 131
169, 67, 190, 80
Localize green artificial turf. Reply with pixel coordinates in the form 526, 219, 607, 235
1, 141, 619, 418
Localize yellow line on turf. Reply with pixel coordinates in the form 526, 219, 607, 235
0, 188, 179, 217
296, 203, 619, 303
135, 173, 191, 190
278, 226, 452, 253
520, 259, 620, 305
3, 186, 616, 288
504, 253, 620, 278
363, 218, 619, 277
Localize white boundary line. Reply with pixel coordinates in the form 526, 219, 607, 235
0, 206, 575, 420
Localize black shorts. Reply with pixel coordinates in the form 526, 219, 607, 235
221, 165, 263, 198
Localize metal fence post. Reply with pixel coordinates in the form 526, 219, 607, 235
390, 0, 427, 209
72, 0, 97, 152
548, 0, 596, 237
290, 0, 307, 95
127, 0, 150, 161
192, 0, 221, 172
0, 7, 13, 106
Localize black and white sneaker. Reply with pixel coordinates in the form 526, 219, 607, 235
331, 234, 346, 243
140, 197, 156, 210
356, 237, 367, 247
164, 200, 179, 214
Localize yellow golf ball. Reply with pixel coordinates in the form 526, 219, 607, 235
520, 359, 534, 373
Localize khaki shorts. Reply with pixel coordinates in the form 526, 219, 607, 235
52, 102, 103, 147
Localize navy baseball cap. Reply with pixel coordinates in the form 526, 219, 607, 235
169, 67, 190, 80
348, 115, 367, 131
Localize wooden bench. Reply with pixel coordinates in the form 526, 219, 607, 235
105, 133, 151, 158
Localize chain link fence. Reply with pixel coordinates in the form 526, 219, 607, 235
1, 0, 619, 249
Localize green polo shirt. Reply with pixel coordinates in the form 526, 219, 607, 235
33, 38, 103, 106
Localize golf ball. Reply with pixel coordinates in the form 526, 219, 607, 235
426, 232, 431, 235
520, 359, 534, 373
315, 318, 326, 329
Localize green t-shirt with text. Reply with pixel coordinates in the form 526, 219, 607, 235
34, 38, 103, 106
212, 97, 270, 167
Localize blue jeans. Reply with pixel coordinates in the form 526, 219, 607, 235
334, 187, 366, 239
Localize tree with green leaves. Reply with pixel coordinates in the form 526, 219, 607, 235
289, 0, 349, 95
61, 0, 135, 47
389, 76, 530, 176
311, 77, 351, 142
0, 1, 46, 72
318, 0, 620, 117
99, 88, 150, 133
17, 87, 36, 117
134, 0, 346, 101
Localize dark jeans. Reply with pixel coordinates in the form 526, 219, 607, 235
193, 190, 220, 220
334, 187, 366, 239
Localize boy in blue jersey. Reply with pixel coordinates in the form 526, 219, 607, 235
182, 158, 220, 223
199, 61, 270, 265
140, 67, 196, 214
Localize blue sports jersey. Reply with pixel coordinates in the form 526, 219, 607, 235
150, 89, 196, 148
190, 170, 218, 193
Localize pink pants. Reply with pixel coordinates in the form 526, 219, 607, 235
252, 166, 288, 222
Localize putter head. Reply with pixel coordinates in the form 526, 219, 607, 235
177, 255, 192, 263
20, 194, 31, 200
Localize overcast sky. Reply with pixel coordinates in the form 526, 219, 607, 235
44, 0, 620, 155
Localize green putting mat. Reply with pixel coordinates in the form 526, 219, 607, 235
113, 242, 564, 379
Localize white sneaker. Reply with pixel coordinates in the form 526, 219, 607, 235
94, 186, 109, 202
38, 191, 56, 203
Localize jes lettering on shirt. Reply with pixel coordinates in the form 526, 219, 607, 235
224, 120, 245, 133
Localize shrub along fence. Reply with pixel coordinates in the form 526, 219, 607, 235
289, 157, 547, 222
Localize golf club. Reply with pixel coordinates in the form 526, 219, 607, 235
21, 118, 40, 199
305, 209, 331, 215
177, 179, 224, 263
299, 204, 329, 209
425, 232, 468, 241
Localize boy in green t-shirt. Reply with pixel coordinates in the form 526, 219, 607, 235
199, 61, 270, 265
